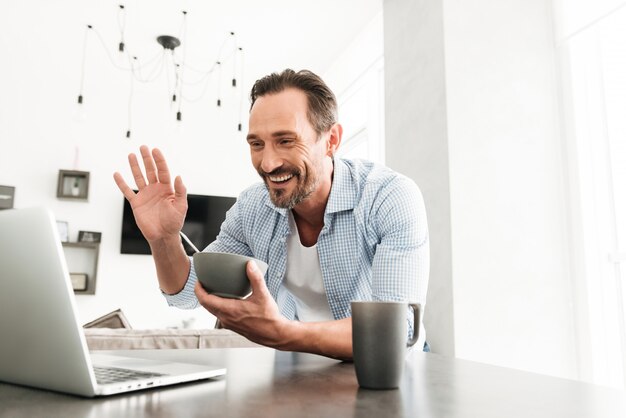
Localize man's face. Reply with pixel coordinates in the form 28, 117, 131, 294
246, 88, 328, 209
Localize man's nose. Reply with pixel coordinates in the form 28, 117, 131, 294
260, 146, 283, 174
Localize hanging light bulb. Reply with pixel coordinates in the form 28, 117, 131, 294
74, 93, 87, 122
231, 32, 238, 87
75, 24, 92, 122
175, 107, 185, 136
125, 55, 136, 139
237, 47, 245, 132
216, 61, 222, 107
74, 94, 87, 122
118, 5, 126, 54
171, 62, 180, 111
114, 5, 128, 67
174, 64, 182, 122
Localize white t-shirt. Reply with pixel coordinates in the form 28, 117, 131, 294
281, 211, 334, 322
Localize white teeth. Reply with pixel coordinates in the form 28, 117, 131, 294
269, 174, 294, 182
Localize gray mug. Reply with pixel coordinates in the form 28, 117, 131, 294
351, 301, 420, 389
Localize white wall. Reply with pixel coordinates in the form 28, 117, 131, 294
444, 0, 576, 379
0, 2, 258, 329
384, 0, 455, 357
0, 2, 383, 330
385, 0, 578, 380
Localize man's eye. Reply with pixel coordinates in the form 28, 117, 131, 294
279, 138, 294, 145
249, 141, 263, 148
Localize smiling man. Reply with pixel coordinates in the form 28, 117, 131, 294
114, 69, 430, 360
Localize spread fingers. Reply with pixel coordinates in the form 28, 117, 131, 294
140, 145, 159, 184
113, 172, 136, 201
128, 153, 147, 189
152, 148, 171, 185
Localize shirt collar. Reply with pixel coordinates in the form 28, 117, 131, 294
325, 158, 357, 214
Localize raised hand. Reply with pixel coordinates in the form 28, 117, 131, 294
113, 145, 187, 244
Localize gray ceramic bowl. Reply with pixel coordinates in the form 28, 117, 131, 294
193, 252, 269, 299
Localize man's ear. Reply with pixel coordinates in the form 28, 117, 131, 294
326, 123, 343, 158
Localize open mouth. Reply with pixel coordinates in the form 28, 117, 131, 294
267, 173, 295, 184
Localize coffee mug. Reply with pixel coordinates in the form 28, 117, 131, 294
351, 301, 420, 389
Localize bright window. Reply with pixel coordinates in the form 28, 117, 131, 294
555, 0, 626, 388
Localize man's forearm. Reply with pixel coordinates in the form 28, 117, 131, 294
279, 317, 353, 361
149, 235, 191, 294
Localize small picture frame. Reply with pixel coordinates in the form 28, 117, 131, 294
69, 273, 88, 292
0, 185, 15, 210
57, 170, 90, 200
78, 230, 101, 243
56, 221, 69, 242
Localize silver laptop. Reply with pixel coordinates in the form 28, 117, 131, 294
0, 207, 225, 397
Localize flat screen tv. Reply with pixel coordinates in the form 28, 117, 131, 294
121, 193, 236, 255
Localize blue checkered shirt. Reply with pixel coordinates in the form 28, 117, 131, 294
163, 158, 429, 343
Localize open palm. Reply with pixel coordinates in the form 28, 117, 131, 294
113, 146, 187, 243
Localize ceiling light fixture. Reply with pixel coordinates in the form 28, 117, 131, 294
76, 5, 245, 139
156, 35, 181, 51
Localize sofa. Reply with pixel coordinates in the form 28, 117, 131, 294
84, 328, 261, 350
82, 309, 261, 350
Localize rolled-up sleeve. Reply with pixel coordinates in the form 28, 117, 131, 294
161, 256, 200, 309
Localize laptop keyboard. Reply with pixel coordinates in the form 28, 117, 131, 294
94, 366, 165, 385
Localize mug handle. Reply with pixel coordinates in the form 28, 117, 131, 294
407, 303, 421, 347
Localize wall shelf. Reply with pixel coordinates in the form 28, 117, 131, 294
61, 242, 99, 294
